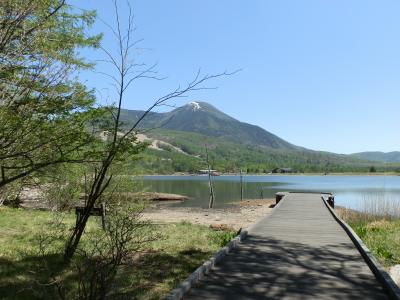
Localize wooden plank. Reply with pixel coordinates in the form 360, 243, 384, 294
75, 206, 103, 216
185, 193, 389, 299
75, 203, 106, 230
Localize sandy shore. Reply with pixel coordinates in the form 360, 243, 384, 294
142, 199, 275, 231
12, 186, 275, 231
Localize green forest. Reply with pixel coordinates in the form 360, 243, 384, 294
128, 129, 400, 174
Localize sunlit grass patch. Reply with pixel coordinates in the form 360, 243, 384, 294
0, 208, 235, 299
337, 206, 400, 267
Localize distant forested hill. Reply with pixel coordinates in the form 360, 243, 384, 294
350, 152, 400, 163
119, 102, 400, 174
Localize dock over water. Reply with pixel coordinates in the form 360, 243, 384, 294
185, 193, 392, 299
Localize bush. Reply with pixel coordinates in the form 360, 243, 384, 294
209, 230, 237, 247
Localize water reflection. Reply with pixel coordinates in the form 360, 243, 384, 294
141, 177, 282, 208
141, 175, 400, 212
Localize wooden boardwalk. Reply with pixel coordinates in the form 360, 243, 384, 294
185, 193, 389, 299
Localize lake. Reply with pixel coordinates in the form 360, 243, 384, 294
141, 175, 400, 214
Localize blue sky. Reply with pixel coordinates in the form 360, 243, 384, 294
71, 0, 400, 154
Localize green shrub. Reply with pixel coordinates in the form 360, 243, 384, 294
354, 226, 367, 239
209, 231, 237, 247
376, 246, 394, 261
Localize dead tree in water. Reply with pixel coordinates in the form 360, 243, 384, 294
205, 146, 215, 208
240, 168, 243, 201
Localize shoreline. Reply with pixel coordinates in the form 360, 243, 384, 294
142, 199, 275, 231
138, 173, 400, 177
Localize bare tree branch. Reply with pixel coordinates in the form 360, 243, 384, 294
64, 0, 237, 261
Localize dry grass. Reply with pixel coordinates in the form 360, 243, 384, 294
335, 206, 400, 267
359, 192, 400, 219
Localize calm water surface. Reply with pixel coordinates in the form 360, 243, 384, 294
141, 175, 400, 211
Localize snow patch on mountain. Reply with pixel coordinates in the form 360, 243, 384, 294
188, 101, 201, 111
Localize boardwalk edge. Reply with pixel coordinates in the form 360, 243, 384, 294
163, 230, 248, 300
164, 196, 286, 300
322, 197, 400, 300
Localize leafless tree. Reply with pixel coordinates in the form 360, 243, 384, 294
72, 197, 157, 300
64, 0, 236, 261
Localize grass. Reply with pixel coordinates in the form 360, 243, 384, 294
0, 207, 235, 300
337, 207, 400, 268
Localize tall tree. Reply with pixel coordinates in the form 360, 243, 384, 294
0, 0, 102, 189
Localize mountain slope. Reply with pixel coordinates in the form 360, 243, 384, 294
120, 101, 297, 150
351, 151, 400, 163
117, 101, 399, 174
125, 128, 387, 174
